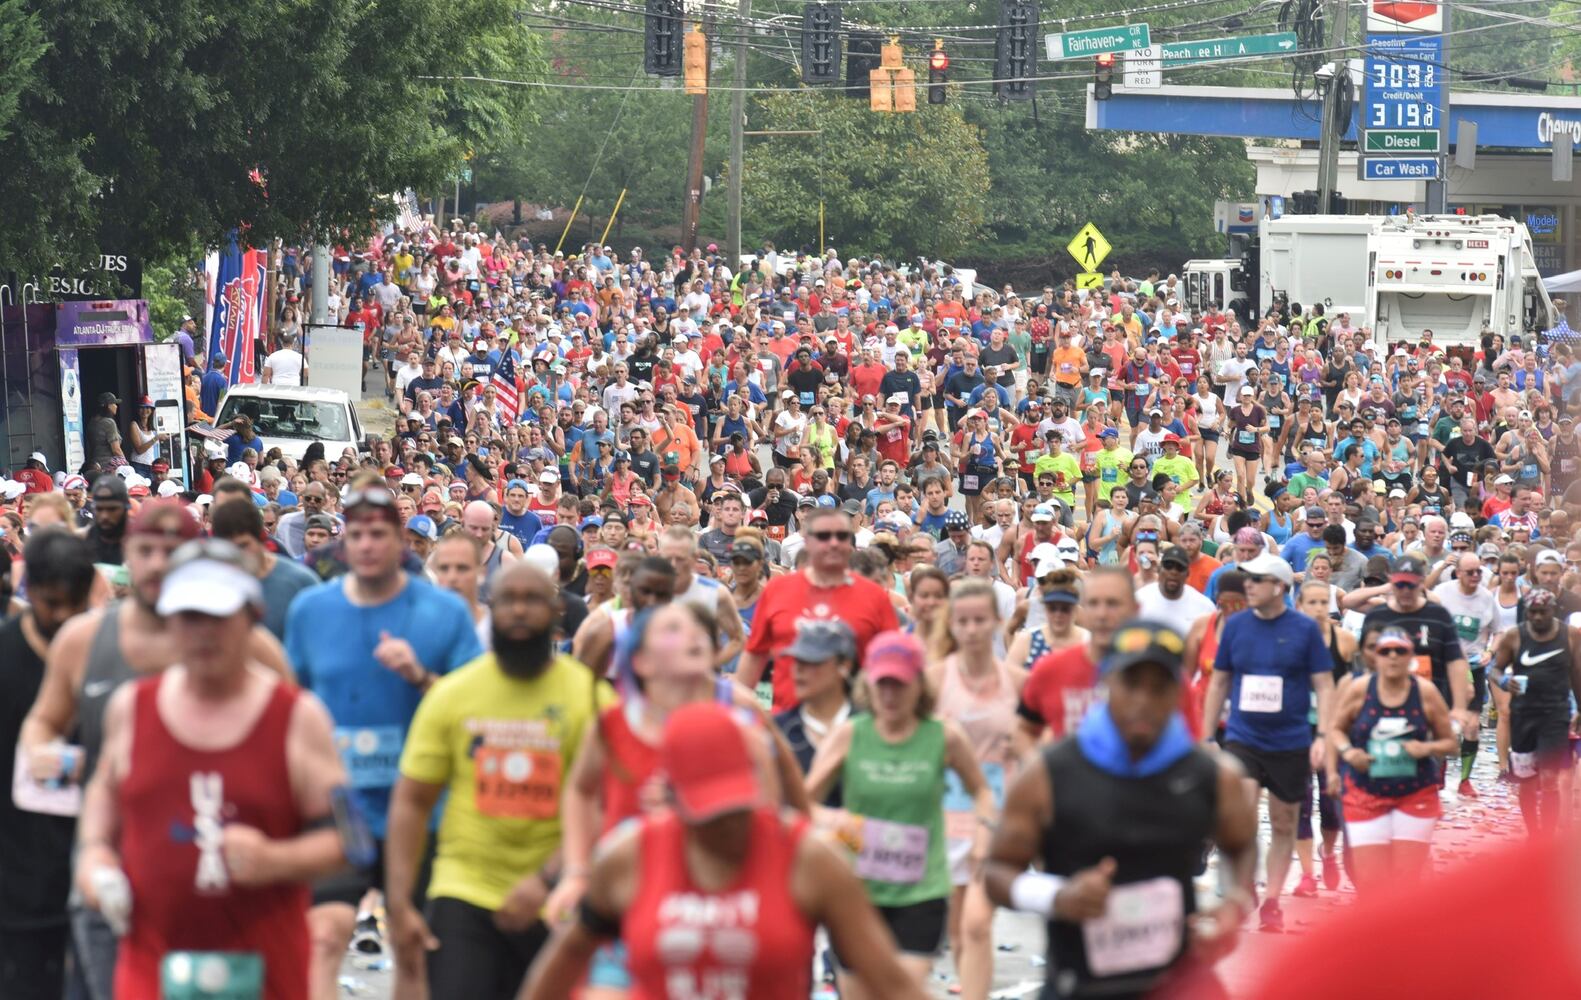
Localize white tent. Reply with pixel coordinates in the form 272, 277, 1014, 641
1543, 269, 1581, 294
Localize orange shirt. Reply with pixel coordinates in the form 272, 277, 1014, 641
1051, 346, 1086, 387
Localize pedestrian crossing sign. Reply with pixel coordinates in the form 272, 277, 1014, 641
1066, 222, 1112, 271
1075, 271, 1104, 290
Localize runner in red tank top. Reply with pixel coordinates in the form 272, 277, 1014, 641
73, 541, 347, 1000
521, 703, 926, 1000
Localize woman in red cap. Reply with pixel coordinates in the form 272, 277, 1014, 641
805, 629, 997, 1000
520, 701, 921, 1000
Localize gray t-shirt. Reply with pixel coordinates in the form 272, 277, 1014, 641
87, 415, 121, 464
1430, 580, 1499, 667
261, 553, 322, 640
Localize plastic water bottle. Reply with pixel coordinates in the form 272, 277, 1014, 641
90, 866, 132, 935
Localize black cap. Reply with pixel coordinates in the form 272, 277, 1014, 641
783, 619, 857, 663
96, 391, 120, 406
1159, 544, 1191, 570
91, 474, 128, 503
1391, 553, 1427, 583
729, 540, 762, 562
1100, 619, 1186, 678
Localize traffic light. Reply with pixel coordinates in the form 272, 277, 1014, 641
928, 41, 949, 104
684, 24, 708, 95
1094, 52, 1114, 101
847, 33, 882, 100
644, 0, 684, 76
801, 3, 843, 85
994, 0, 1038, 100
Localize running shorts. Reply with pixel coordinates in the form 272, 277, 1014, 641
311, 837, 434, 908
1223, 742, 1310, 805
832, 897, 946, 966
1342, 785, 1441, 846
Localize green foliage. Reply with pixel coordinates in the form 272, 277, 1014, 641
143, 242, 206, 341
741, 92, 991, 258
0, 0, 541, 280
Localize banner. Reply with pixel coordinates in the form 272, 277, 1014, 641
207, 234, 267, 385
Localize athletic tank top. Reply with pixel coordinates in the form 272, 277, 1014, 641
1513, 622, 1574, 717
1325, 622, 1351, 682
624, 808, 815, 1000
1040, 739, 1218, 997
936, 658, 1016, 840
79, 601, 138, 786
1345, 674, 1437, 799
1026, 627, 1055, 669
841, 715, 950, 907
606, 607, 632, 680
479, 531, 508, 603
596, 700, 661, 835
115, 676, 308, 1000
679, 574, 722, 614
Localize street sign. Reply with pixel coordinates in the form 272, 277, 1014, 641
1045, 23, 1150, 62
1361, 157, 1439, 180
1160, 32, 1299, 68
1362, 33, 1443, 179
1075, 271, 1104, 290
1124, 46, 1161, 89
1067, 223, 1112, 270
1364, 129, 1439, 152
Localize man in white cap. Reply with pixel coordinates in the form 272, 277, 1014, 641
1201, 550, 1335, 933
16, 451, 53, 494
74, 539, 347, 999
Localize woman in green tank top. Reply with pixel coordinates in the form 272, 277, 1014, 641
805, 630, 996, 1000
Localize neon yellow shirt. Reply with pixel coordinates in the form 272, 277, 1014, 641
399, 653, 612, 911
1150, 454, 1198, 509
1032, 452, 1081, 505
1092, 446, 1134, 501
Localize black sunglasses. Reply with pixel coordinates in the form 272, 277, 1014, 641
810, 530, 853, 543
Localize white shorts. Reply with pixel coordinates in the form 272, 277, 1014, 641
1345, 809, 1438, 847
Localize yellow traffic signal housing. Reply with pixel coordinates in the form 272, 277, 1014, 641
684, 24, 708, 95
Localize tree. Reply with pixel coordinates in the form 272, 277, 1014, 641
0, 0, 541, 281
742, 92, 991, 259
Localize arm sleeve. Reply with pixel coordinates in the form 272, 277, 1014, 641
397, 684, 453, 785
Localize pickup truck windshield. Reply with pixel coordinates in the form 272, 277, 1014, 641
217, 396, 350, 442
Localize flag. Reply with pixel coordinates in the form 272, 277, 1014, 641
492, 371, 520, 424
208, 233, 267, 385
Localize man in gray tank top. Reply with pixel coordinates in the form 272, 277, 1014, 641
19, 500, 291, 1000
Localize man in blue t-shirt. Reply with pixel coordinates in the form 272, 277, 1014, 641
284, 486, 483, 994
1202, 550, 1334, 934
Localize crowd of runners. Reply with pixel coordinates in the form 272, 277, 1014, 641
3, 219, 1581, 1000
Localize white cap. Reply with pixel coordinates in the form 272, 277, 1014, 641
156, 544, 264, 618
1054, 537, 1082, 562
400, 472, 424, 487
0, 479, 25, 500
1237, 551, 1294, 587
1449, 511, 1475, 529
1494, 474, 1515, 485
522, 543, 560, 577
887, 392, 908, 405
157, 480, 183, 498
539, 468, 560, 483
27, 451, 46, 469
1535, 549, 1564, 567
228, 461, 252, 481
203, 440, 226, 460
1030, 541, 1064, 576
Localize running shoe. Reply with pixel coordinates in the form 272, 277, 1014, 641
1457, 779, 1479, 799
1321, 852, 1339, 890
1258, 899, 1284, 933
351, 913, 383, 955
1292, 875, 1318, 898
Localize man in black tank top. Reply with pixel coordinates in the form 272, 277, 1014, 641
1488, 589, 1581, 835
985, 620, 1257, 1000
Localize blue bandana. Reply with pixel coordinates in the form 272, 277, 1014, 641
1075, 704, 1195, 779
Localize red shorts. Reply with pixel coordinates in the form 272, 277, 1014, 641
1342, 783, 1441, 824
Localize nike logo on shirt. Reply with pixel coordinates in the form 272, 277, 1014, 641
1520, 649, 1564, 667
83, 680, 116, 698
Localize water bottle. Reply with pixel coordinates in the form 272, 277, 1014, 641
90, 865, 133, 936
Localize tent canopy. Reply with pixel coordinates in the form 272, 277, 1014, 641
1543, 269, 1581, 294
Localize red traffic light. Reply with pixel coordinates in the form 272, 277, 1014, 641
1095, 52, 1115, 68
930, 48, 949, 72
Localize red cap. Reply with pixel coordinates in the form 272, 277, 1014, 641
585, 548, 617, 569
127, 499, 202, 540
662, 703, 760, 822
1163, 432, 1182, 445
864, 630, 925, 684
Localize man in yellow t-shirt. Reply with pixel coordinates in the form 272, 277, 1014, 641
1032, 430, 1082, 508
1090, 427, 1134, 502
387, 562, 611, 993
1149, 434, 1199, 512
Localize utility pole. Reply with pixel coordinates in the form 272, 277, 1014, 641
681, 23, 710, 255
1315, 0, 1349, 212
310, 245, 329, 328
1424, 1, 1450, 213
726, 0, 752, 267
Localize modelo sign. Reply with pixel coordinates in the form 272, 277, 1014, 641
1367, 1, 1442, 33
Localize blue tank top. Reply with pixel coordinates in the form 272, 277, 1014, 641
1345, 673, 1439, 798
1265, 509, 1294, 546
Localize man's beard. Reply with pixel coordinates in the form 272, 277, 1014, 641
493, 626, 554, 679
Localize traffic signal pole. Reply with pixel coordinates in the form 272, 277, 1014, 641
726, 0, 752, 267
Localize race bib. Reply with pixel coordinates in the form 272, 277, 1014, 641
852, 817, 930, 884
1411, 655, 1432, 680
1511, 751, 1538, 779
1237, 430, 1256, 445
1367, 736, 1417, 779
334, 726, 404, 789
962, 474, 980, 491
755, 682, 775, 712
942, 763, 1005, 840
1101, 467, 1118, 483
1238, 675, 1283, 713
1082, 877, 1185, 977
161, 951, 263, 1000
474, 746, 562, 820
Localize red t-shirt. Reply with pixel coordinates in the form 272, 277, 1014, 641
16, 468, 52, 494
1019, 644, 1100, 740
745, 571, 899, 711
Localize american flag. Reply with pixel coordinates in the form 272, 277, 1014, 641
492, 371, 520, 424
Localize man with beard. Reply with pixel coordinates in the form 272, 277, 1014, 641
0, 531, 95, 1000
20, 501, 292, 1000
387, 562, 609, 998
84, 474, 130, 564
284, 483, 484, 1000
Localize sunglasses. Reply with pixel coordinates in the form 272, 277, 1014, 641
1375, 646, 1414, 658
1392, 580, 1420, 589
343, 487, 398, 511
810, 530, 853, 543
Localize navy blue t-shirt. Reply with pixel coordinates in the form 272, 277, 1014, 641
1215, 607, 1329, 752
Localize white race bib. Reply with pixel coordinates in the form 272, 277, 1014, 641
1082, 877, 1185, 976
1238, 674, 1284, 713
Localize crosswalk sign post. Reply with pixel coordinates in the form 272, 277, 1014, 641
1066, 222, 1112, 271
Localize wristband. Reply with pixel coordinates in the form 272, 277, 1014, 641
58, 745, 80, 784
1010, 871, 1066, 917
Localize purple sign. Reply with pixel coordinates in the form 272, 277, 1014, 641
55, 300, 152, 347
